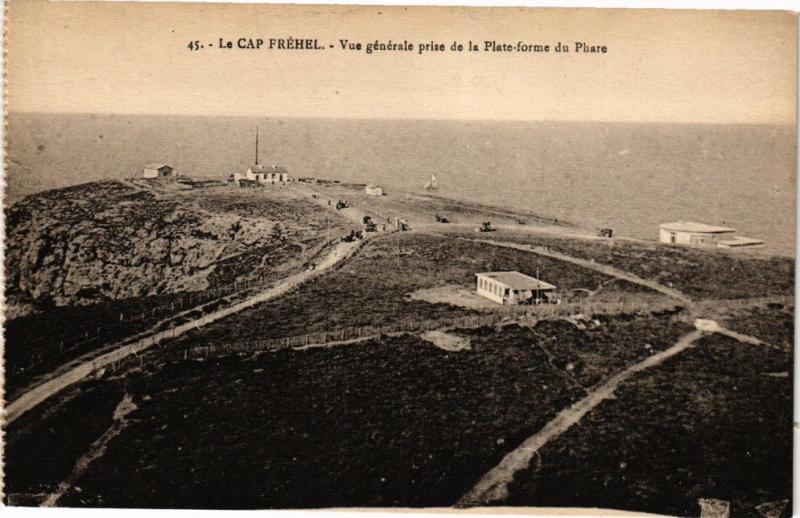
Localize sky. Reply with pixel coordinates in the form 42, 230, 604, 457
6, 1, 797, 123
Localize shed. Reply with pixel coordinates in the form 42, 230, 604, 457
476, 271, 556, 305
659, 221, 735, 247
143, 164, 174, 178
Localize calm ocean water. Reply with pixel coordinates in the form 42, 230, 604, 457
6, 113, 796, 255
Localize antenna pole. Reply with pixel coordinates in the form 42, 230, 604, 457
255, 125, 259, 165
178, 144, 182, 177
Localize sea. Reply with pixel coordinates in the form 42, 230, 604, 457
6, 113, 796, 255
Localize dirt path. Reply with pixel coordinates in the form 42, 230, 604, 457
714, 325, 784, 352
458, 318, 785, 506
7, 260, 301, 402
5, 239, 362, 424
292, 183, 405, 237
41, 393, 138, 507
418, 222, 604, 243
457, 329, 705, 507
456, 236, 692, 304
293, 183, 372, 226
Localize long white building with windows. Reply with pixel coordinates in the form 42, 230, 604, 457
475, 271, 556, 305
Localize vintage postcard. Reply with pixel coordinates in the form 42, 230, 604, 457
1, 1, 796, 516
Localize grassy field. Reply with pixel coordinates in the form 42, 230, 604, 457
3, 379, 126, 505
34, 330, 583, 508
504, 311, 793, 516
165, 232, 662, 351
498, 314, 694, 388
466, 229, 794, 300
5, 312, 709, 510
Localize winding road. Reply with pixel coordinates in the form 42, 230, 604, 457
4, 238, 362, 424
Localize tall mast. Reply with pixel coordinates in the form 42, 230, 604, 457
178, 144, 182, 177
255, 125, 259, 165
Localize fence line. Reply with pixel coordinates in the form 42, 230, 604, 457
166, 293, 795, 364
166, 294, 792, 363
164, 298, 686, 362
16, 236, 353, 374
6, 238, 369, 424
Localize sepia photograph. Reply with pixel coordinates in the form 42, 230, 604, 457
1, 1, 797, 517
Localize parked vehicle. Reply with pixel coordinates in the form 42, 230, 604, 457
341, 229, 363, 242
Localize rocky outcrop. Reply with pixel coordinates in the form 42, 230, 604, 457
5, 180, 284, 308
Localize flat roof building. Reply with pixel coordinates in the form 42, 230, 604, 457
475, 271, 556, 305
659, 221, 735, 247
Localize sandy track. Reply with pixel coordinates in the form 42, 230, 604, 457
458, 318, 786, 507
41, 393, 138, 507
458, 329, 706, 507
4, 239, 361, 424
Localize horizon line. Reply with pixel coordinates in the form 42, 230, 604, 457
5, 110, 796, 127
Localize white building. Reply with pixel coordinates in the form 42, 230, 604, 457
658, 221, 735, 247
365, 184, 384, 196
235, 126, 291, 185
243, 164, 290, 183
475, 271, 556, 305
142, 164, 174, 178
